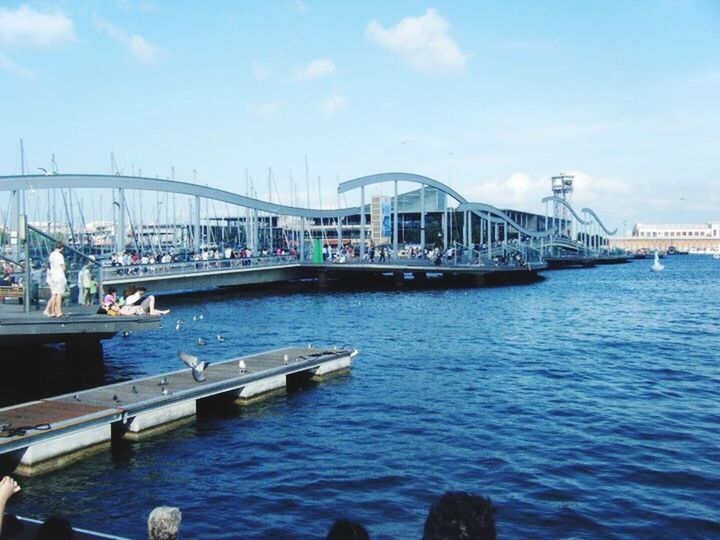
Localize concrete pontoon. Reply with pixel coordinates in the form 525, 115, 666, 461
0, 346, 357, 476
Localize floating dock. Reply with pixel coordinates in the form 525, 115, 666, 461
0, 346, 357, 476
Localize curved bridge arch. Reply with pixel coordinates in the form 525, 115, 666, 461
338, 172, 468, 204
581, 207, 617, 236
0, 174, 360, 219
541, 196, 590, 226
457, 202, 556, 238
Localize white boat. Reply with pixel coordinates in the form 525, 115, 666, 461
651, 252, 664, 272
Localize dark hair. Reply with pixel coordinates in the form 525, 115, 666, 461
54, 242, 64, 250
107, 287, 117, 294
325, 519, 369, 540
422, 492, 496, 540
137, 287, 147, 293
37, 516, 75, 539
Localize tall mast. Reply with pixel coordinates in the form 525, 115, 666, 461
305, 155, 310, 208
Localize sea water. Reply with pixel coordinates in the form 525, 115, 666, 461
6, 256, 720, 539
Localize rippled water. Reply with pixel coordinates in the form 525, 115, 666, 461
5, 257, 720, 539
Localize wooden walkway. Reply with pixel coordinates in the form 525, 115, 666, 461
0, 346, 357, 469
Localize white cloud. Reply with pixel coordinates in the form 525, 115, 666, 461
319, 92, 347, 115
366, 8, 468, 73
289, 0, 309, 13
295, 58, 335, 81
251, 61, 272, 80
0, 5, 76, 47
464, 170, 631, 217
248, 99, 289, 120
94, 17, 165, 65
0, 51, 35, 78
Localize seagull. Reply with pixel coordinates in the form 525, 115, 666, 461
162, 387, 169, 396
196, 337, 206, 346
198, 313, 204, 320
175, 320, 184, 331
37, 167, 53, 176
73, 394, 81, 402
123, 331, 131, 338
283, 353, 289, 365
179, 351, 210, 382
112, 394, 120, 403
239, 359, 247, 374
157, 376, 168, 387
131, 385, 138, 394
216, 334, 225, 342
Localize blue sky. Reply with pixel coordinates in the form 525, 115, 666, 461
0, 0, 719, 228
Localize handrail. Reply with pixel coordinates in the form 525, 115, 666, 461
456, 202, 556, 239
0, 174, 361, 219
581, 207, 618, 236
338, 172, 468, 205
541, 196, 590, 226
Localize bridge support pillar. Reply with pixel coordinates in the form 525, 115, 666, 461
194, 195, 201, 253
393, 180, 398, 260
442, 207, 448, 250
360, 186, 366, 259
420, 184, 426, 249
317, 269, 329, 289
393, 272, 404, 287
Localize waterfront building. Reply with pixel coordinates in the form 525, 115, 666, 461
609, 222, 720, 252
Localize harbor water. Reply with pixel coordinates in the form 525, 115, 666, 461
5, 256, 720, 539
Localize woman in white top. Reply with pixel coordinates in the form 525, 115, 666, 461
44, 242, 67, 317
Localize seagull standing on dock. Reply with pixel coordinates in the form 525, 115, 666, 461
239, 359, 247, 374
179, 351, 210, 382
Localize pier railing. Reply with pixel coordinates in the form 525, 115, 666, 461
100, 254, 301, 283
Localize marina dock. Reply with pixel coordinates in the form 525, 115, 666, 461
0, 346, 358, 476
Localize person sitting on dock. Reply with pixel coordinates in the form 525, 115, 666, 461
99, 287, 121, 315
0, 476, 21, 537
147, 506, 182, 540
1, 266, 14, 286
125, 287, 170, 316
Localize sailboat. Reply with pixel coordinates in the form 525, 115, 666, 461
651, 252, 664, 272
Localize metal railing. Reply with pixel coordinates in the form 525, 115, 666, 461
100, 254, 301, 282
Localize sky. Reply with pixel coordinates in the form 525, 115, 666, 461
0, 0, 719, 230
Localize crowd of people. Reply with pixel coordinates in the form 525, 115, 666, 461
0, 477, 495, 539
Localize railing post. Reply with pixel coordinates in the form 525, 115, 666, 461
360, 186, 366, 260
420, 184, 426, 250
393, 180, 398, 260
21, 215, 30, 313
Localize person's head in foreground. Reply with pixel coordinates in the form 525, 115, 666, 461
148, 506, 182, 540
422, 491, 496, 540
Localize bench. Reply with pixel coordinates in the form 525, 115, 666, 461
0, 285, 25, 304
